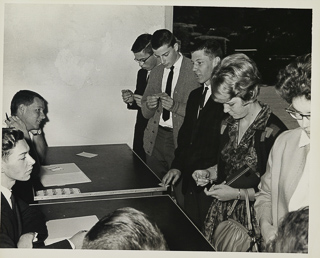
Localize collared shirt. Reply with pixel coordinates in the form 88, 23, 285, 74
197, 83, 212, 118
0, 185, 13, 209
159, 54, 183, 128
203, 82, 212, 106
289, 130, 310, 211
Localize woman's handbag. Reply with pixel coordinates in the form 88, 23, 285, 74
212, 189, 259, 252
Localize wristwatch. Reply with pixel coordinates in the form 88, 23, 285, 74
31, 129, 42, 136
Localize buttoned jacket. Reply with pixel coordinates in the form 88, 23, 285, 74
141, 56, 200, 155
255, 127, 309, 229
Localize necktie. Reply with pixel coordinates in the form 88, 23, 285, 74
11, 193, 22, 237
199, 86, 209, 110
162, 66, 174, 121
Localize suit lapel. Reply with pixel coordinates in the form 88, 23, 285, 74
1, 193, 21, 244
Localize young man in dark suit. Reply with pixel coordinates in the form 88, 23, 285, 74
122, 34, 160, 161
0, 128, 85, 249
162, 39, 225, 229
141, 29, 200, 206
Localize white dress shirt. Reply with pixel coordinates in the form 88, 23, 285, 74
159, 54, 183, 128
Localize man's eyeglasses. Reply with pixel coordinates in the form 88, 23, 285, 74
134, 54, 152, 64
285, 105, 311, 120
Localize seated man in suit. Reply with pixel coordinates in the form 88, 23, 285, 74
0, 128, 85, 249
5, 90, 48, 203
82, 207, 168, 250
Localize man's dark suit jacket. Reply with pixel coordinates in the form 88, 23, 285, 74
0, 193, 71, 249
170, 86, 225, 228
127, 68, 149, 161
171, 85, 225, 191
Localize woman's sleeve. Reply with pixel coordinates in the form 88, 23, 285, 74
254, 145, 274, 227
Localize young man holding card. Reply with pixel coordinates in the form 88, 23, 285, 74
162, 39, 225, 229
141, 29, 200, 206
121, 33, 160, 161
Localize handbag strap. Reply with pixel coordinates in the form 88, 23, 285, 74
244, 189, 253, 231
226, 189, 253, 232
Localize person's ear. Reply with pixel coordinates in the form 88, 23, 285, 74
212, 56, 221, 69
173, 42, 179, 52
246, 87, 259, 103
17, 104, 26, 115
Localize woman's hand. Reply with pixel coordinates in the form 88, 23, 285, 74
204, 182, 238, 201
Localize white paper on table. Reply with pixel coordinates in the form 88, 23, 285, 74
40, 163, 91, 187
76, 152, 98, 158
44, 215, 99, 246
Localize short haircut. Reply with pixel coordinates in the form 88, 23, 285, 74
266, 206, 309, 253
10, 90, 46, 116
151, 29, 176, 50
211, 53, 261, 102
82, 207, 168, 250
2, 128, 25, 161
131, 33, 153, 55
275, 53, 311, 104
190, 38, 223, 59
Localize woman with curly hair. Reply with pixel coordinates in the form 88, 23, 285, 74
255, 53, 311, 250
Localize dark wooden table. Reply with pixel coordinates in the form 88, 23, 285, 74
34, 144, 165, 202
35, 195, 215, 251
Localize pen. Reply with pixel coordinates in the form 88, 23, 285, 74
6, 113, 9, 120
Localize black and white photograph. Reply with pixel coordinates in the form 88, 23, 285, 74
0, 0, 319, 257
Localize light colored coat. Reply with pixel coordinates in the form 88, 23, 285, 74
141, 56, 200, 156
255, 127, 309, 230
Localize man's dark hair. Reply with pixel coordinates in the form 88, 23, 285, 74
82, 207, 168, 250
131, 33, 153, 55
10, 90, 46, 116
191, 38, 223, 59
151, 29, 176, 50
2, 128, 25, 161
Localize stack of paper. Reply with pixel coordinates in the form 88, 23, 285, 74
40, 163, 91, 187
45, 215, 99, 246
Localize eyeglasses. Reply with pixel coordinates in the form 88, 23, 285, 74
134, 54, 152, 64
285, 105, 310, 120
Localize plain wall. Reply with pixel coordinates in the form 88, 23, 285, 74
2, 3, 171, 147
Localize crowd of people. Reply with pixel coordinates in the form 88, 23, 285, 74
1, 28, 311, 253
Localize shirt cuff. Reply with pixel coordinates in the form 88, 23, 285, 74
67, 239, 75, 249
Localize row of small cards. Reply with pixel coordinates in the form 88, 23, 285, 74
36, 188, 81, 196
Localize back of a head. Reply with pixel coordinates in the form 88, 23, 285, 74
10, 90, 45, 116
151, 29, 176, 50
275, 53, 311, 104
82, 207, 168, 250
131, 33, 153, 55
211, 53, 261, 101
266, 206, 309, 253
191, 38, 223, 59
